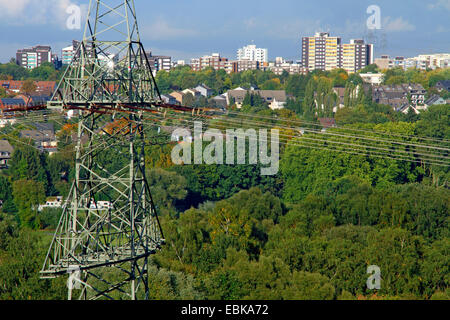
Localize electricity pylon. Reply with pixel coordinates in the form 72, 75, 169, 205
41, 0, 165, 300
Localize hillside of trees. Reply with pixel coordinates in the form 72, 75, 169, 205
0, 63, 449, 300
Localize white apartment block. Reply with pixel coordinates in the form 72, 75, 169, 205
376, 53, 450, 71
269, 58, 308, 75
408, 54, 450, 70
62, 46, 75, 65
237, 44, 268, 64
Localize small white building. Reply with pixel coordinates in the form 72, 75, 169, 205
194, 84, 213, 98
89, 201, 114, 210
38, 196, 64, 211
359, 73, 384, 86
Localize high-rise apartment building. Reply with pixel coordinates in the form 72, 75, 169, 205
302, 32, 341, 71
237, 44, 268, 64
302, 33, 373, 73
16, 45, 52, 69
341, 39, 373, 73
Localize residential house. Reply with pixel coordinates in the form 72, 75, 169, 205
425, 95, 447, 107
397, 105, 420, 115
212, 94, 228, 109
20, 123, 58, 154
373, 85, 408, 110
160, 94, 178, 105
372, 84, 426, 110
435, 80, 450, 92
182, 88, 201, 99
408, 83, 427, 106
0, 80, 56, 96
0, 98, 27, 126
226, 89, 288, 110
332, 87, 346, 109
0, 97, 26, 111
13, 95, 50, 106
169, 91, 185, 104
38, 196, 64, 212
194, 84, 214, 98
0, 139, 14, 169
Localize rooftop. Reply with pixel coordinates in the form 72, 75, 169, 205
0, 139, 14, 153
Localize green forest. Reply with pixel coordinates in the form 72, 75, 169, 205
0, 62, 449, 300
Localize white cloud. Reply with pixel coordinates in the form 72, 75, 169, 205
383, 17, 415, 32
141, 17, 199, 41
0, 0, 30, 16
334, 19, 367, 37
0, 0, 87, 28
428, 0, 450, 10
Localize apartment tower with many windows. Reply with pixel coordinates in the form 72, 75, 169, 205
16, 45, 52, 69
302, 33, 373, 73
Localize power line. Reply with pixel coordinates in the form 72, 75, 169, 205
141, 119, 449, 167
140, 114, 450, 167
225, 110, 450, 145
142, 111, 450, 162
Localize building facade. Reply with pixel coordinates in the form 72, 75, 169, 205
0, 140, 14, 169
226, 89, 288, 110
62, 40, 95, 65
226, 59, 260, 73
372, 83, 426, 110
16, 46, 52, 69
62, 45, 76, 65
145, 51, 172, 74
191, 53, 229, 72
359, 73, 384, 86
302, 32, 341, 71
302, 33, 373, 73
269, 58, 308, 75
375, 54, 450, 71
237, 44, 268, 64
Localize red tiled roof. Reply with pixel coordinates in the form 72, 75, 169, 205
0, 80, 56, 95
318, 118, 336, 128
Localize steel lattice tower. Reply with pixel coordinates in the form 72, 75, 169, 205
41, 0, 165, 300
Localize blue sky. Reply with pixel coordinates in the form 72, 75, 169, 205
0, 0, 449, 63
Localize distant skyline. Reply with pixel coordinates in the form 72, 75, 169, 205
0, 0, 449, 63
